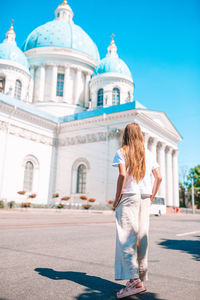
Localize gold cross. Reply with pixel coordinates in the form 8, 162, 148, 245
110, 33, 115, 40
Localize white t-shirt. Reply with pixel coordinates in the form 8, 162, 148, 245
112, 147, 159, 195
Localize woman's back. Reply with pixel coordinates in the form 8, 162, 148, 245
112, 146, 159, 195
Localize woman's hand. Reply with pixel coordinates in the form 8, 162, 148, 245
113, 197, 121, 209
113, 164, 126, 209
150, 195, 154, 205
151, 168, 162, 204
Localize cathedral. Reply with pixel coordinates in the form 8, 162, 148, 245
0, 1, 182, 210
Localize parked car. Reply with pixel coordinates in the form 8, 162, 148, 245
150, 197, 166, 216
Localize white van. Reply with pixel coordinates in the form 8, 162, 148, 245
150, 197, 166, 216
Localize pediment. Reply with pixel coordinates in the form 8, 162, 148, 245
136, 109, 182, 141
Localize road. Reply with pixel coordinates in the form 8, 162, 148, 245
0, 210, 199, 300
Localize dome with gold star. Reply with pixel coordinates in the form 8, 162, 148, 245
22, 0, 100, 61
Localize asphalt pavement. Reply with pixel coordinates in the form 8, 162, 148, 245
0, 210, 199, 300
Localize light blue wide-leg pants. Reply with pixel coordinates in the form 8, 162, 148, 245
115, 194, 150, 281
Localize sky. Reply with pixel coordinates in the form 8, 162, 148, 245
1, 0, 200, 180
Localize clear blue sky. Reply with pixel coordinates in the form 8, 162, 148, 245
1, 0, 200, 179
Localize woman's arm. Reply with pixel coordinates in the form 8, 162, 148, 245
113, 164, 126, 208
151, 168, 162, 204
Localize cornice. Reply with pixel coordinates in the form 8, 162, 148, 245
91, 72, 133, 83
0, 102, 57, 131
0, 120, 55, 146
60, 110, 137, 131
33, 62, 93, 76
90, 77, 133, 87
59, 128, 122, 146
25, 47, 98, 69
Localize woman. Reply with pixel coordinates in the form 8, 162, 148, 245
112, 122, 162, 299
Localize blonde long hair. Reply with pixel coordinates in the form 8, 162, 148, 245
122, 122, 146, 183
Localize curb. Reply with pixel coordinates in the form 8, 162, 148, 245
0, 208, 115, 215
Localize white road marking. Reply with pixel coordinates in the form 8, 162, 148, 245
176, 231, 200, 237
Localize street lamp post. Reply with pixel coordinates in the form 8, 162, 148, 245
191, 178, 195, 214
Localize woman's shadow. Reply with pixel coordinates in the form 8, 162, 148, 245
35, 268, 165, 299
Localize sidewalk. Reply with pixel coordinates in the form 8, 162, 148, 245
0, 207, 199, 216
0, 207, 115, 215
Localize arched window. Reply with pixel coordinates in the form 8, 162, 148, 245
23, 161, 34, 192
112, 88, 120, 105
76, 164, 87, 193
0, 77, 5, 93
14, 80, 22, 100
97, 89, 104, 107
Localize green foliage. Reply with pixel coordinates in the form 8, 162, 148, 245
8, 201, 15, 208
31, 204, 49, 208
0, 200, 4, 208
179, 182, 186, 207
181, 164, 200, 208
186, 165, 200, 188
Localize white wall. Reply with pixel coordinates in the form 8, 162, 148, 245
55, 123, 124, 205
0, 108, 55, 205
0, 133, 53, 204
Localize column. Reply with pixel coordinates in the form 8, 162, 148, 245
29, 66, 34, 103
143, 132, 149, 148
63, 66, 69, 102
3, 76, 8, 95
50, 65, 57, 101
165, 146, 173, 206
73, 68, 81, 105
30, 66, 34, 78
109, 88, 114, 106
172, 149, 179, 207
84, 73, 90, 108
4, 76, 14, 96
148, 136, 158, 189
157, 142, 166, 198
38, 65, 45, 102
32, 65, 38, 102
148, 137, 158, 160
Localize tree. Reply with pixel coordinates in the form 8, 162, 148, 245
185, 165, 200, 208
179, 181, 186, 207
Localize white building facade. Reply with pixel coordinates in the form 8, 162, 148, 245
0, 1, 182, 209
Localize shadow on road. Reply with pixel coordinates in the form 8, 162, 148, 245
35, 268, 165, 299
159, 237, 200, 261
75, 290, 165, 300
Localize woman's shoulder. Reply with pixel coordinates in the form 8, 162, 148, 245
112, 147, 126, 166
116, 147, 125, 155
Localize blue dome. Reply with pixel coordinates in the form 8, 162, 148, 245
22, 20, 100, 61
0, 42, 29, 68
94, 56, 132, 78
